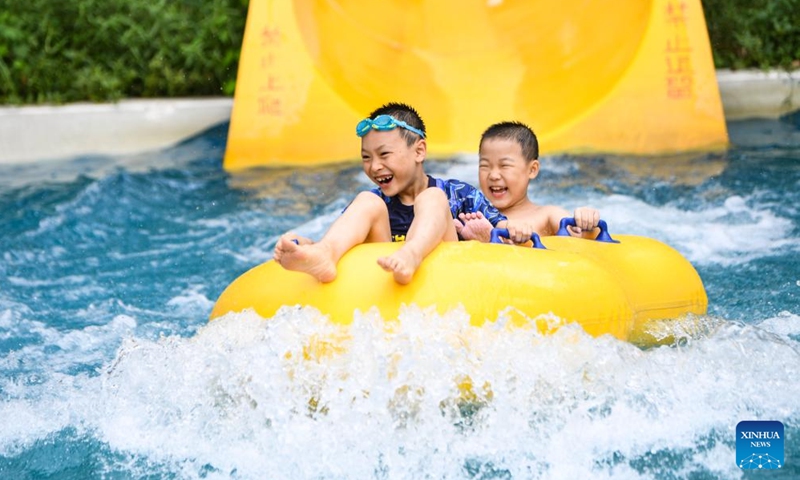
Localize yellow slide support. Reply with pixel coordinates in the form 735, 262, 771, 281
224, 0, 728, 170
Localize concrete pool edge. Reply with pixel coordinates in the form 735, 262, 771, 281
717, 69, 800, 121
0, 70, 797, 165
0, 98, 234, 165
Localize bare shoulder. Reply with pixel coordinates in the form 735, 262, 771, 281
542, 204, 570, 218
540, 205, 571, 235
505, 203, 554, 235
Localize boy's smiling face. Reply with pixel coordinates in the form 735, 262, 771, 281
361, 129, 426, 202
478, 137, 539, 211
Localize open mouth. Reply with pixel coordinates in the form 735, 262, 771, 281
489, 186, 507, 196
376, 175, 394, 185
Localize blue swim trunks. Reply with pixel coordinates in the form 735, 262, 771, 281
370, 175, 506, 242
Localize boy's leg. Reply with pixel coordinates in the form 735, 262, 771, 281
275, 192, 390, 282
377, 187, 457, 284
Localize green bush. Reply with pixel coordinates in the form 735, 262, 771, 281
702, 0, 800, 70
0, 0, 248, 104
0, 0, 797, 105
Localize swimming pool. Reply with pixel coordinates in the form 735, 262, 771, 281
1, 117, 798, 478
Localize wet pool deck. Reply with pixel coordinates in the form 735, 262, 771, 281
0, 70, 797, 165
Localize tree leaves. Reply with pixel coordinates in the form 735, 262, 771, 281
0, 0, 248, 104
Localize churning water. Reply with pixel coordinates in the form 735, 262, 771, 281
1, 117, 799, 479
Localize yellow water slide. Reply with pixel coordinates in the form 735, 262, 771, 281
224, 0, 728, 170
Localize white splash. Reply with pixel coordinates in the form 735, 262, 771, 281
1, 305, 794, 478
594, 194, 798, 265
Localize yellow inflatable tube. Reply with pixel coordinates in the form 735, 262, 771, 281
210, 232, 707, 344
540, 233, 708, 343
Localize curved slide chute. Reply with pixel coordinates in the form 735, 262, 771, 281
224, 0, 728, 170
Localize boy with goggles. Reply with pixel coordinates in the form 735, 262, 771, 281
274, 102, 532, 285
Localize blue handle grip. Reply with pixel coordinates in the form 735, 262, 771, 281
556, 218, 619, 243
489, 228, 546, 249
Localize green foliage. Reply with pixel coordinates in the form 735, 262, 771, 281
702, 0, 800, 70
0, 0, 248, 104
1, 0, 797, 104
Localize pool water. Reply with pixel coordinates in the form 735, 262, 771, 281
0, 117, 799, 479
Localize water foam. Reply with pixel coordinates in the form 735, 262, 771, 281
570, 194, 798, 266
3, 307, 795, 478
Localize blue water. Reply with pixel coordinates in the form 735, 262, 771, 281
1, 117, 799, 479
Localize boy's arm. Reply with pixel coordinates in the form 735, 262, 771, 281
462, 183, 507, 227
443, 178, 507, 241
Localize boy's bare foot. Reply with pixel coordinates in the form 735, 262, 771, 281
455, 212, 493, 242
274, 236, 337, 283
377, 246, 422, 285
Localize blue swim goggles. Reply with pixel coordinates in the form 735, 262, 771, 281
355, 114, 426, 139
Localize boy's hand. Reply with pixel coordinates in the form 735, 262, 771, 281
505, 220, 534, 244
570, 207, 600, 235
455, 212, 494, 242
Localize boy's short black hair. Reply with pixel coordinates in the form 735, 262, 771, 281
368, 102, 426, 146
480, 121, 539, 161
